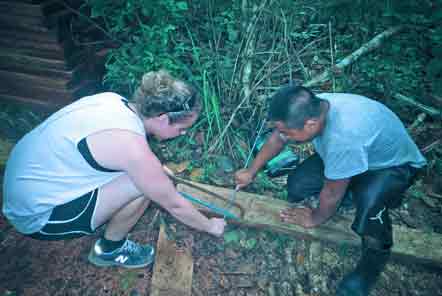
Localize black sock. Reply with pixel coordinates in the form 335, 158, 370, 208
99, 237, 126, 253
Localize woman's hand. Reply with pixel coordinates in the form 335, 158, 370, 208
208, 218, 227, 237
234, 169, 255, 189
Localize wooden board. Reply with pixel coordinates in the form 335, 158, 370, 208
0, 2, 44, 18
0, 70, 71, 89
0, 94, 66, 112
0, 38, 65, 60
0, 29, 58, 45
150, 224, 194, 296
177, 182, 442, 268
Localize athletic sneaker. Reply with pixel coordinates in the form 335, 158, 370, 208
88, 239, 155, 268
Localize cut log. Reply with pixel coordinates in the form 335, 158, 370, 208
150, 224, 194, 296
177, 182, 442, 269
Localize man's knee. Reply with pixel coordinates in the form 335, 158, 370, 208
287, 184, 312, 202
352, 202, 393, 247
287, 172, 322, 203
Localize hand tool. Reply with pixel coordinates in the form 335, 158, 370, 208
225, 119, 267, 213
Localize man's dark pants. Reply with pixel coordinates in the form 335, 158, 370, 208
286, 154, 417, 247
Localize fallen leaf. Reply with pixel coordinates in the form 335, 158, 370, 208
190, 168, 203, 180
296, 253, 305, 266
165, 161, 190, 174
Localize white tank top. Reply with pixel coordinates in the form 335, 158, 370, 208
2, 92, 145, 233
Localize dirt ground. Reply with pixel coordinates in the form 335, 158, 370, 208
1, 195, 442, 296
1, 107, 441, 296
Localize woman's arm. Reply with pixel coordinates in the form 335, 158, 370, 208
86, 129, 225, 236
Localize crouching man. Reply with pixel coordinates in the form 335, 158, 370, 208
235, 85, 426, 295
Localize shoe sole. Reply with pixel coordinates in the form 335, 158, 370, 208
87, 251, 154, 269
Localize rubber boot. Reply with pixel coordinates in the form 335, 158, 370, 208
336, 237, 391, 296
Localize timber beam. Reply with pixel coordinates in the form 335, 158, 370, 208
177, 182, 442, 269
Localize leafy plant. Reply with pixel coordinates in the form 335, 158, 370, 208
80, 0, 440, 197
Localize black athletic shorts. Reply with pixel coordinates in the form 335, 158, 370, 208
28, 189, 99, 241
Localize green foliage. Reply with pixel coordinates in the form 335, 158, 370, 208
81, 0, 440, 193
224, 229, 258, 250
86, 0, 191, 96
119, 270, 138, 291
224, 230, 240, 244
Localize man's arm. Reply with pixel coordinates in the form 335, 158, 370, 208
249, 130, 286, 175
311, 178, 350, 225
280, 178, 350, 228
236, 130, 286, 188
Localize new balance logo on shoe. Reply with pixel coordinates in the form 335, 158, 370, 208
369, 207, 386, 224
115, 255, 129, 264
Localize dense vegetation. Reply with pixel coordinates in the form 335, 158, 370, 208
80, 0, 441, 197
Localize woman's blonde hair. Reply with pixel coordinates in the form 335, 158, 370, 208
132, 70, 200, 121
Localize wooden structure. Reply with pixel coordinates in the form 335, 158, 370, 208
178, 182, 442, 269
0, 0, 106, 110
150, 224, 194, 296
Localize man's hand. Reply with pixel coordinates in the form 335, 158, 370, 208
208, 217, 227, 237
281, 178, 350, 228
280, 207, 318, 228
234, 169, 255, 189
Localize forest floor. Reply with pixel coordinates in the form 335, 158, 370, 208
1, 131, 442, 295
0, 104, 441, 296
1, 195, 442, 296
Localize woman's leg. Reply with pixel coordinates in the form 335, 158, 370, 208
88, 173, 155, 268
92, 173, 151, 241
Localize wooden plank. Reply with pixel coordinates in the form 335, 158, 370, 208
0, 94, 67, 112
0, 38, 65, 60
177, 182, 442, 268
0, 28, 58, 43
0, 51, 69, 72
0, 2, 43, 17
0, 77, 101, 104
0, 0, 44, 4
150, 224, 194, 296
0, 61, 88, 84
0, 70, 71, 89
0, 20, 51, 35
0, 13, 46, 28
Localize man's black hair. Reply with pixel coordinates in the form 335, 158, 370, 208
268, 85, 322, 129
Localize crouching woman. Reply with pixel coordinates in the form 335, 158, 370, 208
2, 70, 226, 268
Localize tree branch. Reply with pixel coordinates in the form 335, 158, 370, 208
304, 25, 406, 87
393, 93, 441, 118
